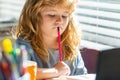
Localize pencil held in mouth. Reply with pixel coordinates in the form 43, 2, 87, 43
57, 27, 62, 61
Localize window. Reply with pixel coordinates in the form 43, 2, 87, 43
0, 0, 25, 38
74, 0, 120, 50
0, 0, 24, 19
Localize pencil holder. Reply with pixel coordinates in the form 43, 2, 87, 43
0, 38, 30, 80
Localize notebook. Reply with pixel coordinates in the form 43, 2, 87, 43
95, 48, 120, 80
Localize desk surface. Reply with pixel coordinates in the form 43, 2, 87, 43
52, 74, 96, 80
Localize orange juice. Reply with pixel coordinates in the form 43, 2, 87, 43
23, 61, 37, 80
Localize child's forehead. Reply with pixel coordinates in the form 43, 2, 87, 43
40, 1, 75, 14
44, 6, 68, 11
42, 6, 70, 13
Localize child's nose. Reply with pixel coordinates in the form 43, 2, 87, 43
56, 16, 64, 25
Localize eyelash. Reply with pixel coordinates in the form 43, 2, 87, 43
48, 14, 55, 17
62, 15, 68, 18
48, 14, 68, 19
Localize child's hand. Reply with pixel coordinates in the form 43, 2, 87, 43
53, 61, 71, 76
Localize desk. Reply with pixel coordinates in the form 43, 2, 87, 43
18, 74, 96, 80
52, 74, 96, 80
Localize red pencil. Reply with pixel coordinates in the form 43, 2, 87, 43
57, 27, 62, 61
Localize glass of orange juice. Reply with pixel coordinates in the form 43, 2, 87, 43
23, 60, 37, 80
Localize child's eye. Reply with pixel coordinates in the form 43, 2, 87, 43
62, 15, 68, 18
48, 14, 55, 17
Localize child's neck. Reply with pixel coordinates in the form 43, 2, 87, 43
44, 37, 58, 50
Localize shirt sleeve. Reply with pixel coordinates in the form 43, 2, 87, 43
73, 49, 88, 75
16, 37, 36, 61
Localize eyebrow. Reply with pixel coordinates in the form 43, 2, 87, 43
46, 10, 69, 14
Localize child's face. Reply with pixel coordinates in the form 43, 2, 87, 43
40, 6, 70, 38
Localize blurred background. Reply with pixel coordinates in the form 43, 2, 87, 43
0, 0, 24, 39
74, 0, 120, 49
